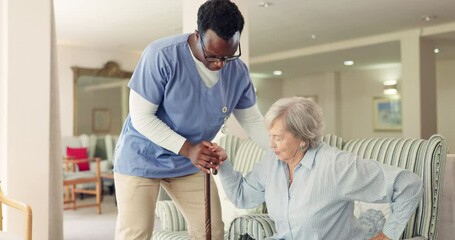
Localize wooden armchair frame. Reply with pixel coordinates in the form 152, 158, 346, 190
63, 157, 102, 214
0, 185, 32, 240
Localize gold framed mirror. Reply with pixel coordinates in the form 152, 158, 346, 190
72, 61, 133, 135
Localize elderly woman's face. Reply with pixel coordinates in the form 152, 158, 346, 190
269, 117, 304, 164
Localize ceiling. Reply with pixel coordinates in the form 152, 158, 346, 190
54, 0, 455, 79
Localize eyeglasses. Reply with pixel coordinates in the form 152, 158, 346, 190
200, 36, 241, 63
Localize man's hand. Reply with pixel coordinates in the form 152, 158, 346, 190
205, 142, 227, 162
202, 142, 227, 175
369, 232, 390, 240
179, 140, 223, 174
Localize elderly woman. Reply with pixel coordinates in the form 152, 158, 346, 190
212, 97, 423, 240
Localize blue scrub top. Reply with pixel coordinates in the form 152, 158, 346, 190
114, 33, 256, 178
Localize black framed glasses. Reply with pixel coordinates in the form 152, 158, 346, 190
200, 36, 241, 63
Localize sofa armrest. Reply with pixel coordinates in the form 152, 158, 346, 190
228, 214, 275, 240
230, 214, 426, 240
247, 214, 276, 239
155, 200, 187, 232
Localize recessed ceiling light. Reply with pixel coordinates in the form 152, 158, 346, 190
421, 15, 436, 22
434, 48, 440, 54
258, 2, 273, 7
310, 34, 316, 39
344, 60, 354, 66
273, 70, 283, 76
383, 80, 397, 86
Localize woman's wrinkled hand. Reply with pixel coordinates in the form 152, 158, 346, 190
180, 140, 223, 174
201, 142, 227, 175
204, 142, 227, 162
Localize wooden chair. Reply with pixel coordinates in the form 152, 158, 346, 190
0, 184, 32, 240
63, 157, 102, 214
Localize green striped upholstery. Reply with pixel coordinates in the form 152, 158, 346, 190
228, 214, 276, 240
227, 214, 276, 240
235, 139, 266, 213
247, 215, 276, 240
229, 134, 447, 240
153, 199, 230, 239
153, 200, 189, 240
233, 139, 264, 176
153, 231, 229, 240
228, 215, 256, 240
152, 231, 189, 240
225, 138, 266, 240
322, 133, 344, 149
219, 134, 245, 165
155, 200, 187, 232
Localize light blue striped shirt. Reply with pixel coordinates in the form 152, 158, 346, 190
219, 142, 423, 240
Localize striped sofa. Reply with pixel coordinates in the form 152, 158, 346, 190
152, 134, 266, 240
231, 134, 447, 240
152, 134, 343, 240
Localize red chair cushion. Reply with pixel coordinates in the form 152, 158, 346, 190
66, 147, 90, 171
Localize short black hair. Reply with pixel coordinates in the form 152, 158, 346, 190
197, 0, 244, 40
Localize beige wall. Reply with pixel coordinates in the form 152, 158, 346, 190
57, 46, 455, 153
282, 74, 339, 134
252, 77, 283, 116
1, 0, 57, 238
339, 67, 402, 140
57, 45, 141, 136
278, 61, 454, 152
437, 59, 455, 153
77, 86, 125, 135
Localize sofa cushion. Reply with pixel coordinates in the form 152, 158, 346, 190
155, 200, 187, 232
354, 202, 390, 239
66, 147, 90, 171
354, 202, 391, 220
358, 209, 386, 239
213, 175, 264, 232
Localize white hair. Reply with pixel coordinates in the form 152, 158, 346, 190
264, 97, 325, 149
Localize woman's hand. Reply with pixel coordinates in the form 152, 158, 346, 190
204, 142, 227, 162
201, 142, 227, 175
179, 140, 223, 174
369, 232, 390, 240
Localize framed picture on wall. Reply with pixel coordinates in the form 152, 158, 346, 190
373, 96, 402, 131
92, 108, 111, 133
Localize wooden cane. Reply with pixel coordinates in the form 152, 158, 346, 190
204, 171, 212, 240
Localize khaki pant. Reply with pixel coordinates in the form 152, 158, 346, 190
114, 172, 224, 240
